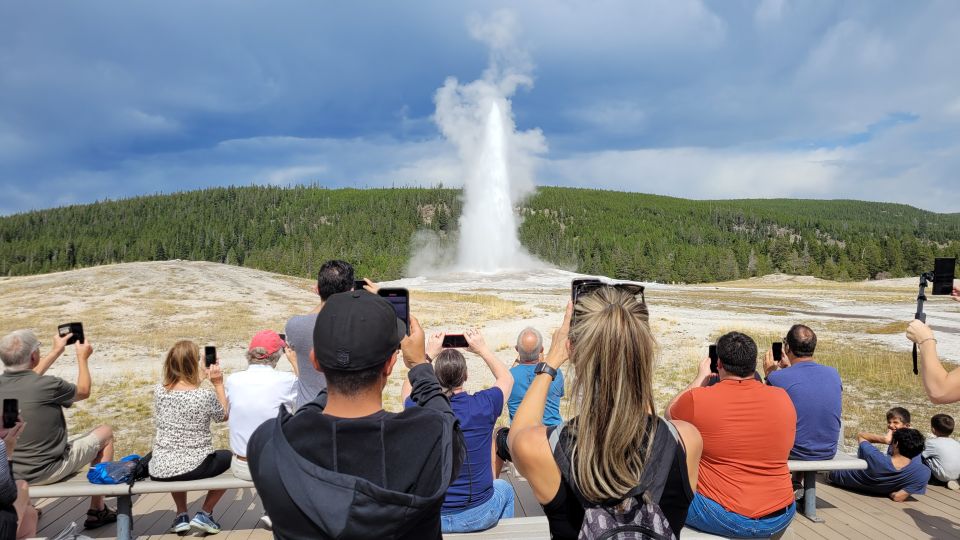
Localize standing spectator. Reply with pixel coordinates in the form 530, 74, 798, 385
401, 329, 514, 533
225, 330, 297, 481
248, 292, 465, 539
149, 341, 231, 535
829, 428, 930, 502
506, 327, 564, 425
509, 291, 702, 539
0, 330, 116, 529
668, 331, 796, 538
763, 324, 842, 460
906, 284, 960, 404
285, 260, 367, 409
0, 419, 38, 540
921, 414, 960, 490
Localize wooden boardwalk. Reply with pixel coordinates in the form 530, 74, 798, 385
29, 472, 960, 539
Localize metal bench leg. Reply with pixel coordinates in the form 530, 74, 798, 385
116, 495, 133, 540
801, 471, 823, 523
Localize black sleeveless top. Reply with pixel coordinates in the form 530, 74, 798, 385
542, 417, 693, 539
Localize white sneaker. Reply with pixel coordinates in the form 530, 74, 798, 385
947, 480, 959, 491
259, 514, 273, 530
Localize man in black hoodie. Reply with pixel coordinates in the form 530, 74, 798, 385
248, 289, 465, 540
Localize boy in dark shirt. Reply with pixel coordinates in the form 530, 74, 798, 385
248, 290, 465, 540
829, 428, 929, 502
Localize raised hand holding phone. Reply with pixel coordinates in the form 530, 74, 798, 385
426, 331, 445, 359
464, 329, 488, 354
400, 315, 427, 368
545, 302, 573, 370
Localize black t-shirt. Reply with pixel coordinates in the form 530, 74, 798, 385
542, 419, 693, 539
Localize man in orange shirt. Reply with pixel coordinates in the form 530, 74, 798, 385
667, 332, 797, 538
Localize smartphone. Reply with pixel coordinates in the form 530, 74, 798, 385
57, 322, 84, 345
442, 334, 469, 348
932, 257, 957, 295
378, 288, 410, 334
354, 280, 367, 292
278, 333, 286, 343
204, 346, 217, 367
2, 399, 17, 429
708, 345, 718, 374
772, 342, 783, 362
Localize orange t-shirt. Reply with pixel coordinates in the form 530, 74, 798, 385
669, 379, 796, 518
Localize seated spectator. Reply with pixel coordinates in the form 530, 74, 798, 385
401, 329, 514, 533
0, 330, 116, 529
829, 428, 930, 502
921, 414, 960, 490
667, 331, 796, 539
285, 260, 368, 409
225, 331, 297, 481
1, 420, 38, 540
509, 289, 702, 539
248, 291, 465, 539
859, 406, 910, 455
763, 324, 842, 461
149, 341, 231, 535
506, 327, 564, 425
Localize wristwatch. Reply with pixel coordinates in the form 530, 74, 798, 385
534, 362, 558, 380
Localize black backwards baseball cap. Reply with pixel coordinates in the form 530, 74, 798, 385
313, 290, 406, 371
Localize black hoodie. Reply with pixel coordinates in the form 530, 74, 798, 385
248, 363, 465, 540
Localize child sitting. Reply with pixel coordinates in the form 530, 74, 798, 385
859, 406, 910, 455
921, 414, 960, 490
829, 428, 929, 502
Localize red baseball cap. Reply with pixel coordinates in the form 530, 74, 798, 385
249, 330, 286, 359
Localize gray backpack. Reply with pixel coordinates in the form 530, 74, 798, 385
548, 418, 680, 540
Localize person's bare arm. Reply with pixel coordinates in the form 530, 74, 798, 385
762, 348, 781, 377
465, 329, 513, 398
73, 342, 93, 401
890, 490, 910, 502
665, 357, 712, 419
907, 320, 960, 404
857, 431, 891, 445
206, 363, 229, 422
508, 303, 571, 503
404, 331, 444, 402
33, 333, 71, 375
672, 420, 702, 492
284, 346, 299, 377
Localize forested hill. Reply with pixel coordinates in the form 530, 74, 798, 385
1, 186, 958, 283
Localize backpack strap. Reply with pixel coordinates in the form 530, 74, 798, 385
628, 417, 680, 504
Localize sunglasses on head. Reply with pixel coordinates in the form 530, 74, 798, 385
573, 281, 646, 305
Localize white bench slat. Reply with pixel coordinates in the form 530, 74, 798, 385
28, 472, 252, 498
446, 516, 754, 539
788, 453, 867, 472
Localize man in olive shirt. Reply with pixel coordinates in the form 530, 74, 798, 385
0, 329, 117, 529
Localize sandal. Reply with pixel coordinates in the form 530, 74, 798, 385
84, 506, 117, 529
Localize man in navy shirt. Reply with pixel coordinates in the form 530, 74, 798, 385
764, 324, 842, 460
829, 428, 930, 502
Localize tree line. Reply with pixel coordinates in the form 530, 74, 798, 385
0, 185, 957, 283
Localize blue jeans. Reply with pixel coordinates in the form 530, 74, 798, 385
685, 493, 795, 538
440, 479, 515, 533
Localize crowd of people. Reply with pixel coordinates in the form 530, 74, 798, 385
0, 259, 957, 539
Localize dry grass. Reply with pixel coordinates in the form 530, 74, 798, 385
412, 291, 533, 328
865, 320, 910, 335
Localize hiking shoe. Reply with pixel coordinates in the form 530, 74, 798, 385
191, 511, 222, 534
84, 506, 117, 529
948, 480, 960, 491
169, 513, 191, 535
259, 514, 273, 530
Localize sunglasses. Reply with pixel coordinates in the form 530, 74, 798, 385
571, 281, 647, 328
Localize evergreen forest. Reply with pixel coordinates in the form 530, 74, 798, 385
1, 186, 958, 283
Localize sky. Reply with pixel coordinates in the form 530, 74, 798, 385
2, 0, 960, 214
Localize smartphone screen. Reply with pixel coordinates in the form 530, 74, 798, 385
932, 257, 957, 295
708, 345, 718, 374
378, 288, 410, 334
58, 322, 84, 345
772, 342, 783, 362
204, 346, 217, 367
442, 334, 469, 348
2, 399, 17, 429
354, 280, 367, 292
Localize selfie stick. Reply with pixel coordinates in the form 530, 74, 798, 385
913, 271, 934, 375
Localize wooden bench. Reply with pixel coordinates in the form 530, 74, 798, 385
788, 453, 867, 523
29, 473, 253, 540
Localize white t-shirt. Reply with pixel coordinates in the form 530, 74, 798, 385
225, 365, 297, 457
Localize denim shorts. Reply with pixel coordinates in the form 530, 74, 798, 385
685, 493, 795, 538
440, 479, 515, 533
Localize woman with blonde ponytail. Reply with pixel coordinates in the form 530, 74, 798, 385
400, 328, 515, 533
508, 288, 702, 539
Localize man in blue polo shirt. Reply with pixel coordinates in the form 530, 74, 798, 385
829, 428, 930, 502
506, 327, 564, 425
764, 324, 842, 460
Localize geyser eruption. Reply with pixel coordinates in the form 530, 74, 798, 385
411, 10, 547, 274
456, 101, 525, 270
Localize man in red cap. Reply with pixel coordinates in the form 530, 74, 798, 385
225, 330, 297, 483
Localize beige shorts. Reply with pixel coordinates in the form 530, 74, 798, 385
231, 455, 251, 481
32, 432, 104, 486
